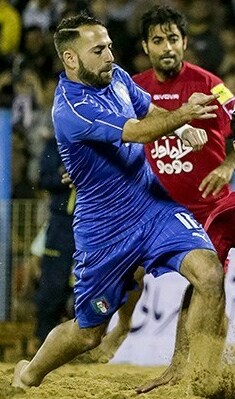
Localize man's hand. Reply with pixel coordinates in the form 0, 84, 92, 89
61, 172, 74, 189
183, 92, 219, 120
181, 127, 208, 151
199, 163, 234, 198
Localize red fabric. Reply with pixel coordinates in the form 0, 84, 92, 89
133, 62, 234, 225
204, 192, 235, 269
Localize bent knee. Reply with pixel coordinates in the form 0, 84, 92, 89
84, 334, 103, 351
78, 323, 108, 351
181, 250, 224, 294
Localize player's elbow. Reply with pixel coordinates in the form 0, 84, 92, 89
122, 119, 149, 143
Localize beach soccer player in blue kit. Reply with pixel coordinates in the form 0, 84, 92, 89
12, 14, 226, 397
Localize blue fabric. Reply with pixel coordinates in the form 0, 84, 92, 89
52, 64, 172, 251
73, 207, 215, 328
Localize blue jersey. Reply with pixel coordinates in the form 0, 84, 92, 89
52, 64, 173, 250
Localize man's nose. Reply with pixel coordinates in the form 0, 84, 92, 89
163, 40, 173, 51
104, 47, 114, 62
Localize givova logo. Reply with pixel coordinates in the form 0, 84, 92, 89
153, 93, 179, 100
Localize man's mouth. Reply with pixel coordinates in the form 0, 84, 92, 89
160, 55, 175, 61
101, 66, 113, 73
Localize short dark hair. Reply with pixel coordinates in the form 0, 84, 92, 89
141, 5, 187, 42
54, 13, 105, 59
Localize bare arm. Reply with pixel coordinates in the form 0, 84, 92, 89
199, 150, 235, 198
122, 93, 218, 143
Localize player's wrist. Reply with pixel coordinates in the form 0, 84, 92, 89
173, 104, 192, 129
175, 124, 192, 139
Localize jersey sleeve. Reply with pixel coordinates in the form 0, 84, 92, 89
54, 93, 128, 147
210, 76, 235, 137
119, 68, 151, 119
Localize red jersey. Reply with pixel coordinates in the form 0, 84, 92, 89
204, 192, 235, 269
133, 62, 235, 225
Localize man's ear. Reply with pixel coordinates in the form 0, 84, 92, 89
183, 36, 187, 51
142, 40, 149, 55
62, 49, 77, 69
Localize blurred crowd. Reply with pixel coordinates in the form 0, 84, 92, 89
1, 0, 235, 199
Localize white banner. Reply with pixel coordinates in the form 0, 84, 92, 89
110, 249, 235, 366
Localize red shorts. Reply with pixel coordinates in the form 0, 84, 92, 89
204, 193, 235, 271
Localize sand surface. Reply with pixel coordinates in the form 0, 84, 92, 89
1, 361, 234, 399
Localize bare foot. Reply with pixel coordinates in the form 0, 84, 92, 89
136, 366, 183, 394
12, 360, 30, 390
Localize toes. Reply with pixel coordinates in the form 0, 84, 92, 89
12, 360, 29, 390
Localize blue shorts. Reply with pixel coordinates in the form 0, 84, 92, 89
73, 206, 215, 328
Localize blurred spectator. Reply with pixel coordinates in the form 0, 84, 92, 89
12, 66, 44, 129
185, 0, 224, 74
89, 0, 109, 24
11, 124, 36, 199
105, 0, 138, 73
132, 49, 152, 74
223, 69, 235, 94
27, 74, 58, 184
220, 0, 235, 26
0, 56, 14, 108
22, 0, 61, 32
13, 26, 54, 83
35, 136, 75, 344
60, 0, 89, 19
218, 27, 235, 77
11, 0, 30, 15
184, 44, 200, 65
0, 0, 21, 57
128, 0, 170, 38
10, 64, 48, 186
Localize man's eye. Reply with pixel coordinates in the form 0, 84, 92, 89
94, 50, 102, 55
153, 39, 162, 45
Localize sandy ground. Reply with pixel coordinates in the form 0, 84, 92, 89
0, 362, 195, 399
2, 361, 235, 399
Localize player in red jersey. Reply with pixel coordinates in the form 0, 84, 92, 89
134, 5, 235, 393
133, 6, 235, 226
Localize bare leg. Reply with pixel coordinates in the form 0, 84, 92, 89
136, 284, 193, 394
175, 249, 225, 397
75, 267, 145, 363
12, 318, 108, 389
137, 249, 226, 395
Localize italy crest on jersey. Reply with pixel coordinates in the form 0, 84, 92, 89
91, 297, 110, 314
113, 81, 131, 105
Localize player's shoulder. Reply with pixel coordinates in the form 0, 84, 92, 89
183, 62, 222, 85
132, 69, 153, 84
112, 63, 133, 84
53, 74, 90, 117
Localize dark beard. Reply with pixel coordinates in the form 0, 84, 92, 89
77, 58, 111, 88
157, 59, 182, 79
159, 66, 180, 79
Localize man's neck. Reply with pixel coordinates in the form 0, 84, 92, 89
153, 63, 183, 82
